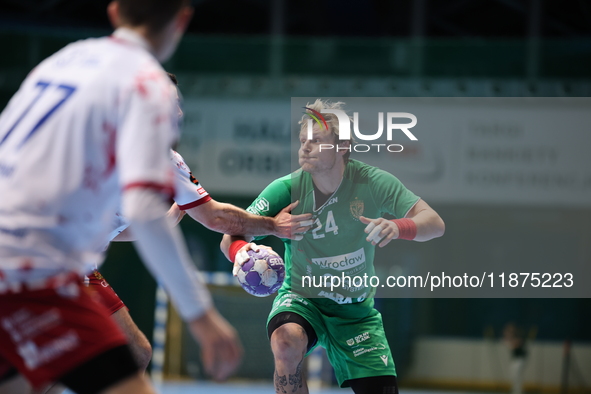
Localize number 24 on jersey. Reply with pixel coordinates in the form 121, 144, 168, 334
312, 210, 339, 239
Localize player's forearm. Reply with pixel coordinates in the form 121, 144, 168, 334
188, 200, 276, 237
131, 216, 213, 320
110, 204, 184, 243
123, 189, 212, 320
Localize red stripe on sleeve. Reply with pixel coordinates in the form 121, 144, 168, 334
123, 182, 175, 199
178, 195, 212, 211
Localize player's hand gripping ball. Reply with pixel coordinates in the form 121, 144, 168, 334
235, 248, 285, 297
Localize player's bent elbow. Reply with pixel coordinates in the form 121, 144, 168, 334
436, 217, 446, 238
415, 215, 445, 242
428, 215, 446, 240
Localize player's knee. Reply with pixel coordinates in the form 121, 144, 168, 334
130, 337, 152, 371
111, 309, 153, 371
270, 323, 307, 363
124, 332, 152, 371
138, 344, 153, 371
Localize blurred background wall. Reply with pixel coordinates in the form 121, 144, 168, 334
1, 0, 590, 391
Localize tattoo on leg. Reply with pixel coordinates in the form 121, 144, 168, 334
275, 369, 287, 394
288, 359, 303, 392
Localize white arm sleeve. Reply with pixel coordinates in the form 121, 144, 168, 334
123, 187, 212, 321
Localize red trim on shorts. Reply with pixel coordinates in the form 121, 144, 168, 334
178, 195, 211, 211
123, 181, 174, 198
86, 270, 127, 315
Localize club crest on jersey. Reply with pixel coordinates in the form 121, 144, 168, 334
350, 199, 364, 220
92, 271, 105, 281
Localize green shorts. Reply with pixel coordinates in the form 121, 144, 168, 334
267, 291, 396, 387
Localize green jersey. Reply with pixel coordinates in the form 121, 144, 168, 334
247, 159, 419, 305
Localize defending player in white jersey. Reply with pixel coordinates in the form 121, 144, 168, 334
80, 148, 307, 392
2, 63, 310, 394
0, 1, 250, 393
80, 74, 311, 387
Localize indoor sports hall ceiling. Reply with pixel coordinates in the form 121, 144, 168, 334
0, 0, 590, 38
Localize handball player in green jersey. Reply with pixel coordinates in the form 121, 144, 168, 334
221, 99, 445, 394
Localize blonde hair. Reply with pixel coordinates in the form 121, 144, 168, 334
299, 99, 354, 161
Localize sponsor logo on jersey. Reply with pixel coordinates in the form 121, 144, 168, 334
315, 290, 367, 304
317, 291, 352, 304
352, 343, 387, 358
2, 308, 81, 368
18, 331, 80, 369
380, 355, 388, 366
355, 332, 370, 344
189, 173, 199, 185
311, 248, 365, 271
246, 206, 258, 215
325, 196, 338, 208
346, 332, 370, 346
350, 198, 364, 220
247, 197, 270, 215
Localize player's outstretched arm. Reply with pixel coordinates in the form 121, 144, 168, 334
123, 188, 242, 381
185, 199, 312, 239
111, 203, 185, 242
360, 199, 445, 247
189, 308, 243, 381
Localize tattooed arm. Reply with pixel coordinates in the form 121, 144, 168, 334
186, 199, 310, 239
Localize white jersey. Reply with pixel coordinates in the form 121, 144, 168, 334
171, 150, 211, 210
107, 150, 211, 242
0, 28, 177, 286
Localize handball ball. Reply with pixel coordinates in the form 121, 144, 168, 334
236, 249, 285, 297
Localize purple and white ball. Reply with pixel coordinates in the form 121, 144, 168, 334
236, 249, 285, 297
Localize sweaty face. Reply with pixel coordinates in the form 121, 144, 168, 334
298, 124, 339, 174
